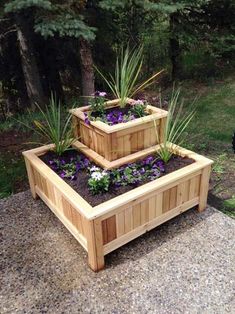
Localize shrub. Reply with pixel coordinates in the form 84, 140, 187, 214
18, 94, 75, 156
96, 46, 164, 107
155, 88, 196, 163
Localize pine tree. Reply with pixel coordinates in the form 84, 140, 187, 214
1, 1, 97, 107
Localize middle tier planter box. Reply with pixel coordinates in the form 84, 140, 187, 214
70, 99, 168, 162
23, 143, 213, 272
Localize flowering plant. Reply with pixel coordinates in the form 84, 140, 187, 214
86, 97, 148, 126
46, 152, 166, 196
130, 100, 147, 118
88, 166, 110, 194
48, 154, 90, 180
110, 156, 164, 187
90, 91, 107, 116
84, 91, 107, 125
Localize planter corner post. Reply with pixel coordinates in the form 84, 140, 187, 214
198, 165, 211, 212
85, 218, 105, 272
24, 155, 37, 199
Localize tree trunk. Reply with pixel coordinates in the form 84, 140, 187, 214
16, 15, 45, 109
39, 37, 64, 102
79, 38, 95, 97
169, 13, 181, 80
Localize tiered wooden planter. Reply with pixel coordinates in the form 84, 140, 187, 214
23, 143, 213, 272
70, 99, 168, 167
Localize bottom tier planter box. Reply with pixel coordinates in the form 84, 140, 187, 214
23, 144, 213, 272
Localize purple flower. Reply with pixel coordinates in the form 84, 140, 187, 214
76, 163, 81, 171
106, 110, 128, 125
84, 112, 90, 125
143, 156, 154, 165
133, 170, 139, 175
155, 161, 165, 172
83, 158, 90, 167
60, 171, 66, 178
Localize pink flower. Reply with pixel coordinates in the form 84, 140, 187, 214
133, 99, 144, 105
99, 92, 107, 97
92, 91, 107, 97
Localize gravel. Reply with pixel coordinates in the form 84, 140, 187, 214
1, 190, 235, 314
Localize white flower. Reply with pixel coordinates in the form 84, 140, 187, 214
91, 171, 103, 181
90, 166, 100, 172
91, 170, 108, 181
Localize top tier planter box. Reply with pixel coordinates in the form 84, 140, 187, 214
70, 99, 168, 162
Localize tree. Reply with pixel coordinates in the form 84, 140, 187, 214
15, 13, 46, 109
1, 0, 97, 108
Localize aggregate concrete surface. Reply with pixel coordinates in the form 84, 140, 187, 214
1, 190, 235, 314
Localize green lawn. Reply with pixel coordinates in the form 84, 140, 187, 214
184, 76, 235, 147
0, 155, 27, 198
180, 76, 235, 217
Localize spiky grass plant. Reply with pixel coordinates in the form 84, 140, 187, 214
96, 46, 164, 107
155, 89, 196, 163
19, 94, 75, 156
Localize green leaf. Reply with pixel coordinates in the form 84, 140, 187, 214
4, 0, 52, 13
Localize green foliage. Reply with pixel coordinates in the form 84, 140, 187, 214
131, 103, 147, 118
17, 94, 75, 156
3, 0, 96, 40
0, 109, 45, 132
223, 197, 235, 210
213, 153, 227, 175
0, 155, 26, 199
96, 46, 142, 107
96, 46, 163, 107
181, 50, 220, 80
155, 88, 196, 163
111, 166, 142, 186
89, 95, 106, 117
4, 0, 52, 13
35, 14, 96, 40
34, 95, 75, 155
185, 78, 235, 145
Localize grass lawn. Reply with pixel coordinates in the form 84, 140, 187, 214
0, 76, 234, 217
180, 76, 235, 217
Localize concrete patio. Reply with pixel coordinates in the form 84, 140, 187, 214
1, 190, 235, 313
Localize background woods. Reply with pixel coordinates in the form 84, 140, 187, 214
0, 0, 234, 115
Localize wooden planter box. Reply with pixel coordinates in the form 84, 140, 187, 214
23, 144, 213, 272
70, 99, 168, 162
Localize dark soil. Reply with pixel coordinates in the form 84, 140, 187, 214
41, 150, 194, 207
0, 129, 33, 153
